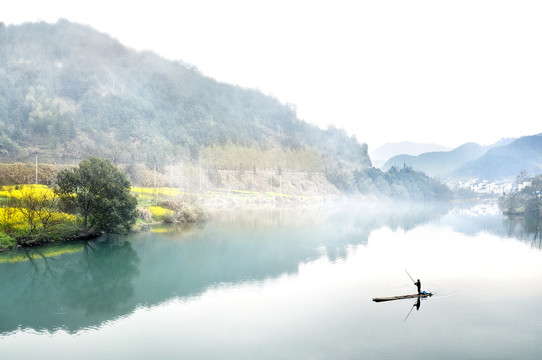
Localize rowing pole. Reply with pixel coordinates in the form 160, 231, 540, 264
405, 269, 415, 284
403, 303, 416, 322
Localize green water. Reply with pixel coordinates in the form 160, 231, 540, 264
1, 203, 541, 359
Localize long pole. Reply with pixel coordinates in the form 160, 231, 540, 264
405, 269, 415, 284
35, 154, 38, 185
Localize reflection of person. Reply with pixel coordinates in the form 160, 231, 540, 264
414, 297, 420, 310
414, 279, 421, 294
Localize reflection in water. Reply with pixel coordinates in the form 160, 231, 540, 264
504, 212, 542, 247
0, 237, 139, 333
403, 297, 421, 322
60, 239, 139, 315
0, 201, 514, 336
436, 201, 541, 248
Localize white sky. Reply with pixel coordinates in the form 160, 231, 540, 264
4, 0, 542, 152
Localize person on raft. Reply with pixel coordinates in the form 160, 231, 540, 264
414, 279, 422, 294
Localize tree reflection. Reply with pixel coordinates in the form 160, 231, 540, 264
60, 236, 140, 315
0, 236, 140, 333
504, 212, 542, 247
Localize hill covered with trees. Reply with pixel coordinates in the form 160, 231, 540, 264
0, 20, 371, 173
0, 20, 456, 201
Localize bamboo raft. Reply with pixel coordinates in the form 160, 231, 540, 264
372, 292, 433, 302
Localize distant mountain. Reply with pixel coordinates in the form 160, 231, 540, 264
370, 142, 450, 168
454, 134, 542, 180
0, 20, 371, 171
382, 142, 487, 177
371, 141, 451, 159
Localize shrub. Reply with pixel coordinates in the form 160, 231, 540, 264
157, 198, 207, 223
0, 232, 16, 251
137, 207, 152, 222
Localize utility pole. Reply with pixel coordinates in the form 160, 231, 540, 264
200, 164, 204, 192
35, 153, 38, 185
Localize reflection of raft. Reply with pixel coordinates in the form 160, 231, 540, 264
372, 292, 433, 302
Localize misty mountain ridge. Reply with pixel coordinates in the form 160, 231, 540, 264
383, 142, 487, 177
370, 141, 451, 168
454, 134, 542, 180
383, 135, 542, 181
0, 20, 371, 171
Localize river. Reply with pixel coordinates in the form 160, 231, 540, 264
1, 202, 541, 359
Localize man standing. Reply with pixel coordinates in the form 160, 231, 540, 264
414, 279, 422, 294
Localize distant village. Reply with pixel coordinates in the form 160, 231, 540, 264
447, 178, 530, 196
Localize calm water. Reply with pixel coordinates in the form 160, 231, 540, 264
1, 202, 541, 359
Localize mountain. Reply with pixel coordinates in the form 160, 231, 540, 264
382, 142, 487, 177
454, 134, 542, 180
0, 20, 371, 171
370, 142, 450, 168
0, 20, 455, 200
371, 141, 451, 159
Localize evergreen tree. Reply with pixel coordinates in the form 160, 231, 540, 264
55, 157, 137, 233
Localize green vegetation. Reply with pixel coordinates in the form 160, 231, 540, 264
0, 21, 455, 201
500, 172, 542, 216
500, 173, 542, 241
326, 165, 453, 201
56, 157, 138, 233
0, 232, 16, 251
0, 21, 371, 175
0, 184, 80, 248
131, 187, 207, 225
0, 158, 134, 250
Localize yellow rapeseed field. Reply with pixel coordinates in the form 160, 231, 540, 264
0, 184, 55, 200
0, 207, 77, 231
148, 206, 174, 219
0, 184, 77, 234
131, 187, 182, 197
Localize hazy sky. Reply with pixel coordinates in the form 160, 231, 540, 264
4, 0, 542, 152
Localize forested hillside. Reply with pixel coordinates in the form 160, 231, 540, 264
0, 20, 371, 172
0, 20, 457, 201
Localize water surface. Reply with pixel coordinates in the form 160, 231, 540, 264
1, 202, 541, 359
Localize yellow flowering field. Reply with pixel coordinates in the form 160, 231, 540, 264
0, 184, 56, 200
0, 207, 77, 232
131, 187, 183, 197
0, 184, 78, 237
148, 206, 174, 220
